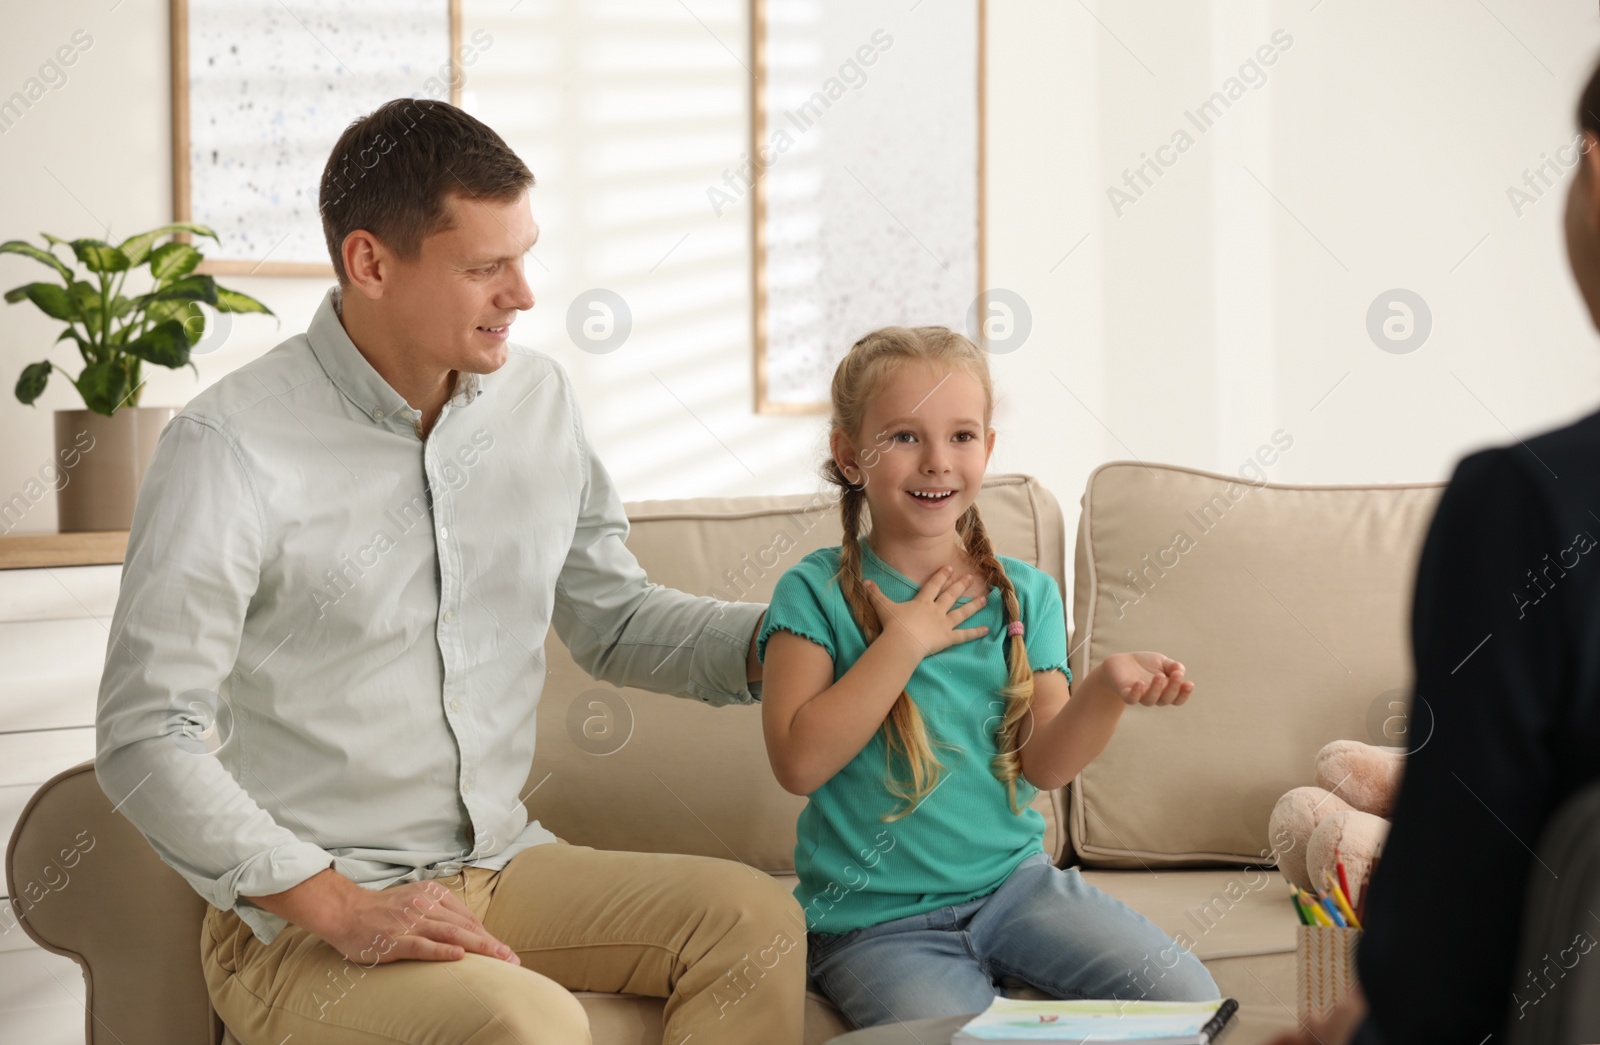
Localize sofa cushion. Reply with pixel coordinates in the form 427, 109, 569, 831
527, 475, 1070, 874
1068, 462, 1445, 868
1080, 868, 1296, 1006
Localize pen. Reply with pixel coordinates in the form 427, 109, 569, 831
1299, 888, 1334, 926
1317, 891, 1348, 928
1324, 869, 1362, 929
1355, 855, 1380, 926
1288, 884, 1313, 926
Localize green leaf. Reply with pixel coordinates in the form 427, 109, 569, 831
74, 281, 103, 331
137, 273, 218, 307
214, 286, 276, 316
124, 319, 191, 368
15, 361, 51, 405
148, 242, 203, 283
69, 239, 131, 274
176, 301, 208, 344
67, 279, 100, 311
75, 360, 131, 416
0, 240, 72, 281
55, 327, 94, 363
4, 282, 77, 321
140, 297, 189, 327
117, 223, 218, 268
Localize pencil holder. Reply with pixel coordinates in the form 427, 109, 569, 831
1296, 924, 1361, 1020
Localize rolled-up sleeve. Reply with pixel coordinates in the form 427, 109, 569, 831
95, 416, 334, 912
549, 375, 764, 707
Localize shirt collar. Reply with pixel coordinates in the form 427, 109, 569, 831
307, 285, 484, 429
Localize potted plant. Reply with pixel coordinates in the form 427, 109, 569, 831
2, 222, 275, 532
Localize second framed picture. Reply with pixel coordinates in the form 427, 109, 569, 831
170, 0, 469, 277
750, 0, 985, 414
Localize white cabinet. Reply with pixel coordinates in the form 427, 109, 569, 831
0, 931, 86, 1045
0, 563, 120, 1045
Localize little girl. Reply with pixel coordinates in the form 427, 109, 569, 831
757, 325, 1220, 1027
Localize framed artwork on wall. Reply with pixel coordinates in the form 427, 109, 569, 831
749, 0, 985, 414
170, 0, 469, 277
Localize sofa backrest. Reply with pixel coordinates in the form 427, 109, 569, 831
1067, 461, 1446, 868
526, 473, 1071, 871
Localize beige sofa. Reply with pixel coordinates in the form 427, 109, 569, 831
6, 465, 1446, 1044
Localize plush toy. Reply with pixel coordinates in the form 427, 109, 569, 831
1269, 739, 1404, 908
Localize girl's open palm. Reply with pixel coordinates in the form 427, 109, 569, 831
865, 565, 989, 658
1104, 650, 1194, 707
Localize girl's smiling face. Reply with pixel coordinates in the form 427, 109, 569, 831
832, 361, 996, 546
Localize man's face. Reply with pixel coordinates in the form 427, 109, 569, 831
378, 188, 538, 375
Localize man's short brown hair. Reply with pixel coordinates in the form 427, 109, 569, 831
318, 98, 534, 285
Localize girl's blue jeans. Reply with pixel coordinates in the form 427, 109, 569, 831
806, 851, 1220, 1029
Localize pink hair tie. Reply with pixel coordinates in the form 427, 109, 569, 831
1006, 621, 1025, 637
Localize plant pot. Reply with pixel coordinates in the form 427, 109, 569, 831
53, 406, 178, 533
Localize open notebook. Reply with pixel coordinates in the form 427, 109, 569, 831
951, 997, 1239, 1044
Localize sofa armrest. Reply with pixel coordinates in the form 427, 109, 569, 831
6, 760, 221, 1045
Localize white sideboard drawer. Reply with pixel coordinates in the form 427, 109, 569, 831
0, 566, 121, 624
0, 932, 87, 1045
0, 562, 131, 1043
0, 782, 39, 891
0, 731, 94, 793
0, 619, 106, 733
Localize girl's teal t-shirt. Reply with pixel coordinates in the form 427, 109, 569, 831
756, 543, 1071, 936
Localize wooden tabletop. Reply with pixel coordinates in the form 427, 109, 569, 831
0, 531, 129, 570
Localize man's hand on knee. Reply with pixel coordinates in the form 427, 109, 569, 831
247, 869, 521, 967
332, 879, 522, 967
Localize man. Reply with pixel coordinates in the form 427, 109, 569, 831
95, 98, 805, 1045
1268, 56, 1600, 1045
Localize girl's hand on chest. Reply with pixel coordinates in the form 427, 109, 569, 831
866, 565, 991, 658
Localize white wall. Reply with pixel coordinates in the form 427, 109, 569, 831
3, 0, 1599, 549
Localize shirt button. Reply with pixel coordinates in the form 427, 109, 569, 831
371, 407, 384, 421
449, 699, 462, 712
462, 781, 473, 796
439, 526, 449, 540
442, 609, 455, 624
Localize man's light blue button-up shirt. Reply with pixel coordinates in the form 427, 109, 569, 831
95, 285, 763, 945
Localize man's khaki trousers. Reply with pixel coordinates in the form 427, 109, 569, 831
201, 839, 808, 1044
